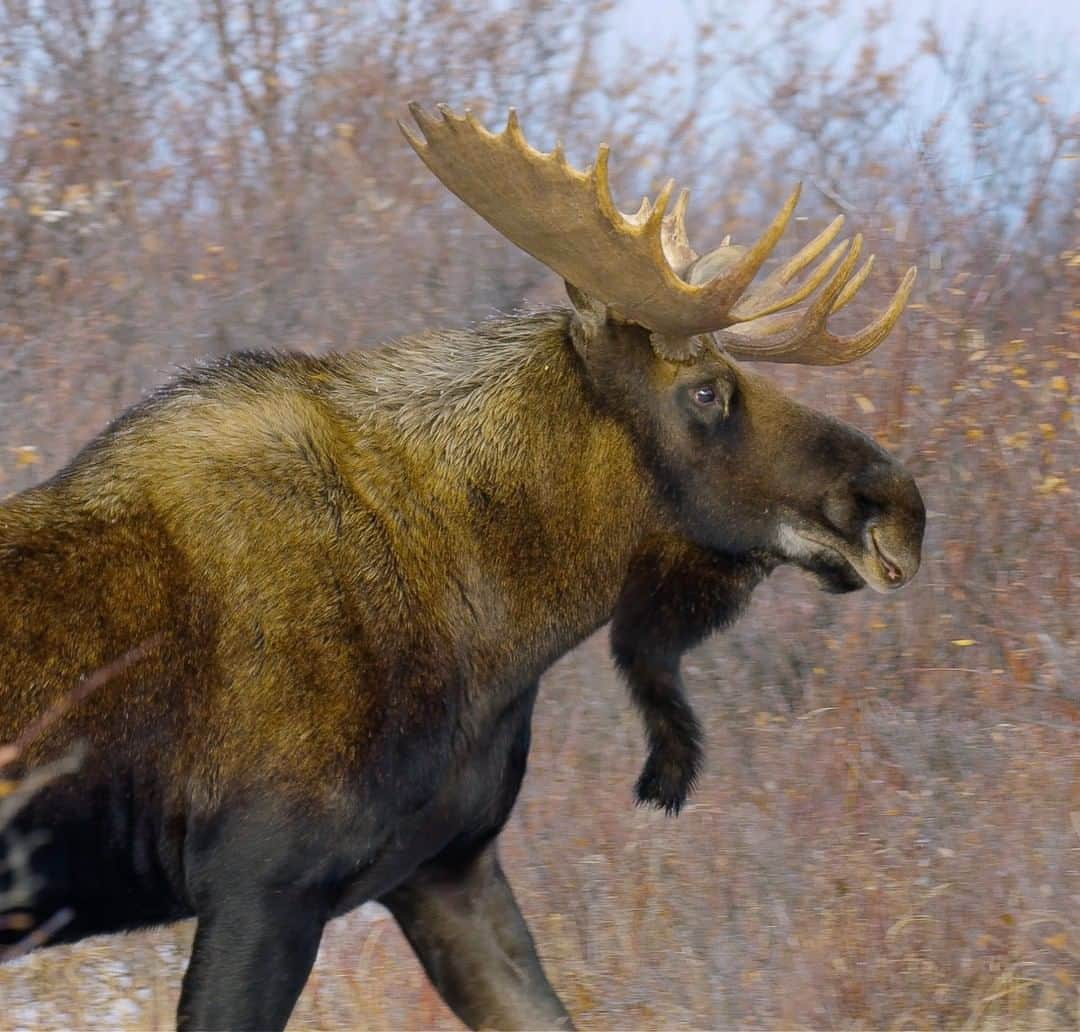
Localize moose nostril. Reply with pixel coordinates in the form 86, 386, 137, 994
853, 487, 884, 514
823, 479, 884, 535
822, 489, 856, 534
850, 463, 902, 515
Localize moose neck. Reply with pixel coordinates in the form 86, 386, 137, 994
337, 311, 661, 671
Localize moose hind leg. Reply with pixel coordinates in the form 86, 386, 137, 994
384, 842, 573, 1030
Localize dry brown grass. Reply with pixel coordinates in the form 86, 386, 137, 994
0, 0, 1076, 1028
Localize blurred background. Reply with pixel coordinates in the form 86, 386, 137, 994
0, 0, 1076, 1028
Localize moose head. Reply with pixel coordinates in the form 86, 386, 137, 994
402, 104, 925, 598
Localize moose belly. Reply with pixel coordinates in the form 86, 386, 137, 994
332, 679, 538, 915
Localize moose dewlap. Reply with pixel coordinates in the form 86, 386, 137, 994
0, 104, 924, 1031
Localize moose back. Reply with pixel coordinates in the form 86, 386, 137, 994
0, 105, 924, 1030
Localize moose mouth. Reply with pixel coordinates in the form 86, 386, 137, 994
868, 528, 905, 585
777, 521, 913, 594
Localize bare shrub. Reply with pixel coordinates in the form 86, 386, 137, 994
0, 0, 1076, 1028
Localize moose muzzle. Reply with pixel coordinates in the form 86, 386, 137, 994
821, 460, 925, 592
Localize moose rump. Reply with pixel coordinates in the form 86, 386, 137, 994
0, 476, 204, 942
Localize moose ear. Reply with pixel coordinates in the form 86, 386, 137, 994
565, 281, 608, 361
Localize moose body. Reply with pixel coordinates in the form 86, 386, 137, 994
1, 106, 925, 1030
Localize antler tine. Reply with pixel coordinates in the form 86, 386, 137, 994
730, 236, 850, 324
505, 107, 526, 146
735, 250, 877, 335
673, 235, 853, 357
660, 188, 697, 274
716, 237, 862, 349
829, 266, 917, 360
645, 178, 675, 235
831, 254, 874, 313
689, 185, 803, 317
728, 215, 846, 322
777, 214, 846, 283
671, 187, 691, 235
590, 144, 616, 221
805, 234, 864, 319
719, 262, 917, 365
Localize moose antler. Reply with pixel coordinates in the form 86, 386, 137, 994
401, 104, 915, 364
716, 262, 917, 365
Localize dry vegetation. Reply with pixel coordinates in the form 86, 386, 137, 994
0, 0, 1077, 1028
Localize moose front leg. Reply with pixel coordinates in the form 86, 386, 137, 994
610, 628, 702, 815
384, 842, 573, 1031
177, 890, 328, 1031
611, 543, 765, 814
176, 802, 343, 1032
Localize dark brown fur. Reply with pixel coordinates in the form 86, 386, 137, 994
0, 302, 924, 1029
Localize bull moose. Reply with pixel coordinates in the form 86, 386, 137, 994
0, 104, 925, 1030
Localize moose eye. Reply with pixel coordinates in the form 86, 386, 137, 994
694, 385, 717, 405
